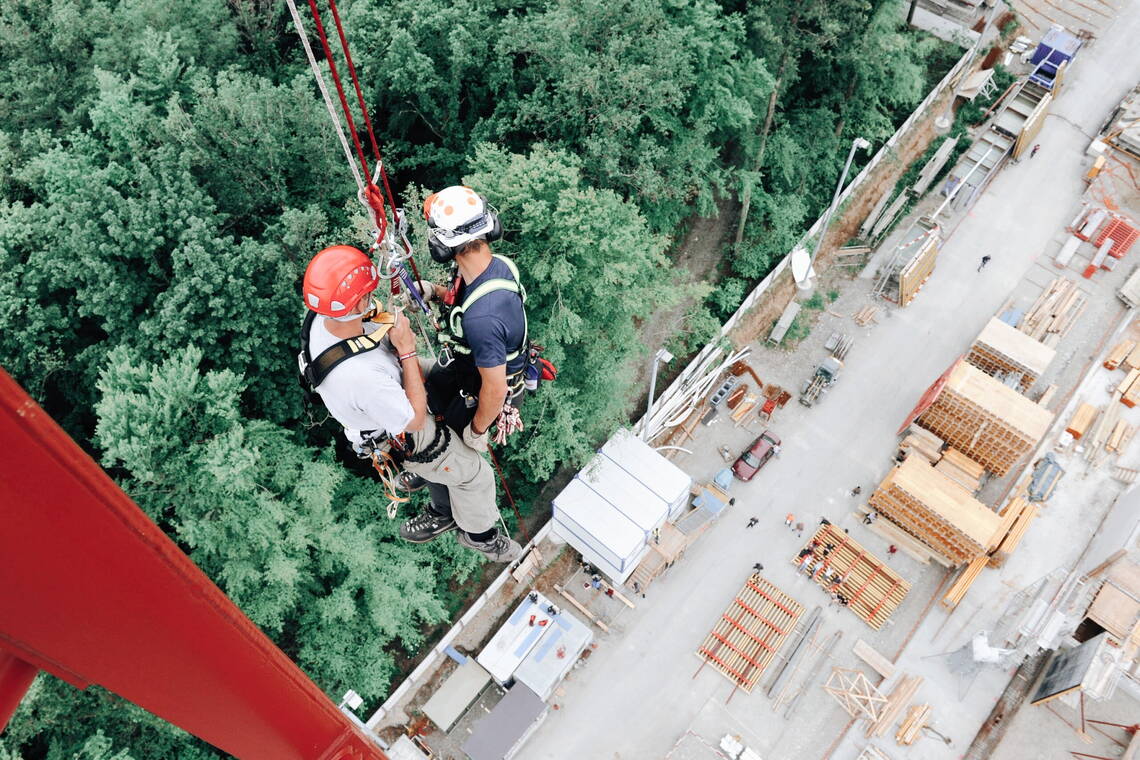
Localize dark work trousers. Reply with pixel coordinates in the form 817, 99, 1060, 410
426, 357, 526, 436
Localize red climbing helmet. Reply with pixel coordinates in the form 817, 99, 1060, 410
302, 246, 379, 318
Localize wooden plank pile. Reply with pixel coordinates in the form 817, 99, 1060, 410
869, 457, 1004, 565
853, 640, 896, 679
916, 360, 1053, 477
1104, 339, 1138, 370
794, 524, 910, 629
1107, 420, 1136, 453
854, 305, 880, 326
941, 555, 990, 609
1017, 276, 1088, 347
898, 425, 944, 464
965, 317, 1056, 392
856, 748, 893, 760
695, 574, 804, 693
866, 675, 923, 738
934, 448, 985, 493
1066, 403, 1099, 439
896, 704, 932, 745
988, 498, 1040, 567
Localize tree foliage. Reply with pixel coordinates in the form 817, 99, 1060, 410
0, 0, 957, 756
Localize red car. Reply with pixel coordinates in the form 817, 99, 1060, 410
732, 431, 781, 481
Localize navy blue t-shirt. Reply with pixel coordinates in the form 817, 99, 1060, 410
458, 257, 527, 373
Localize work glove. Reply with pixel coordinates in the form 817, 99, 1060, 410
463, 422, 489, 453
414, 280, 437, 302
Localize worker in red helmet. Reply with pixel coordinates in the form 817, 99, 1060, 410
413, 186, 530, 453
298, 245, 522, 562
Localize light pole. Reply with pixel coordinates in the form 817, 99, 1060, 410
642, 348, 675, 440
812, 136, 872, 271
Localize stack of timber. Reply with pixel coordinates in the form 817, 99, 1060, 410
1018, 276, 1088, 346
916, 360, 1054, 477
1066, 403, 1099, 439
854, 305, 880, 326
965, 317, 1056, 393
941, 555, 990, 609
898, 425, 944, 464
1104, 340, 1137, 370
695, 574, 804, 693
1084, 399, 1123, 466
866, 675, 923, 738
856, 748, 893, 760
1121, 370, 1140, 408
869, 457, 1004, 565
934, 448, 986, 493
989, 499, 1039, 567
795, 524, 910, 630
895, 704, 932, 745
1106, 420, 1136, 453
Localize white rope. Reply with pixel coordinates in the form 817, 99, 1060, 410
285, 0, 364, 195
492, 405, 524, 445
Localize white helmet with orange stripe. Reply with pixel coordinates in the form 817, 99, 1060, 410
423, 185, 502, 263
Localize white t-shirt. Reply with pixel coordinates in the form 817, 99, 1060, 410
308, 316, 413, 443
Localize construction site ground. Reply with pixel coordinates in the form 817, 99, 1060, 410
506, 6, 1140, 759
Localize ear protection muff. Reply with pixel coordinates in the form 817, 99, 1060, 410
483, 205, 503, 243
428, 233, 457, 264
424, 192, 503, 263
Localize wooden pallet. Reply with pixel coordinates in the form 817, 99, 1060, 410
695, 575, 804, 693
916, 361, 1053, 477
793, 525, 910, 630
869, 458, 1003, 565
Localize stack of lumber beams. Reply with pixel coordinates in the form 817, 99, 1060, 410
854, 305, 880, 326
1085, 400, 1123, 465
794, 525, 910, 629
941, 555, 990, 609
965, 317, 1056, 392
857, 748, 893, 760
865, 513, 950, 566
916, 361, 1053, 477
869, 457, 1004, 565
853, 640, 896, 679
1066, 403, 1099, 438
934, 448, 985, 493
988, 500, 1039, 567
1107, 420, 1136, 453
899, 425, 944, 464
866, 675, 923, 738
896, 704, 932, 745
1104, 340, 1138, 370
695, 574, 804, 692
1018, 276, 1088, 346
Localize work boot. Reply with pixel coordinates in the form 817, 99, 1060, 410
399, 508, 457, 543
397, 472, 429, 493
457, 530, 523, 563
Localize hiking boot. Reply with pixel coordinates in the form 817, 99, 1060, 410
399, 509, 457, 543
457, 530, 523, 563
397, 472, 429, 493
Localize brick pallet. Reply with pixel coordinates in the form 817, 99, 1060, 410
793, 525, 910, 630
695, 574, 804, 693
914, 360, 1053, 477
964, 317, 1055, 393
869, 457, 1003, 565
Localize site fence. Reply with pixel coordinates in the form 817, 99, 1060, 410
632, 45, 974, 437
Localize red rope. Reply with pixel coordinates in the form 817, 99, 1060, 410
488, 446, 531, 544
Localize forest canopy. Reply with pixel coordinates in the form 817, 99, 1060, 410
0, 0, 957, 756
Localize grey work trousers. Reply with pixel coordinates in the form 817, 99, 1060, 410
403, 416, 498, 534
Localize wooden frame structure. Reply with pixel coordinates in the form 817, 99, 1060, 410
823, 668, 886, 721
795, 524, 910, 629
913, 360, 1053, 476
694, 575, 804, 693
965, 317, 1056, 393
869, 457, 1004, 565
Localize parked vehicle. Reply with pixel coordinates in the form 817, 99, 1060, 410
732, 431, 781, 481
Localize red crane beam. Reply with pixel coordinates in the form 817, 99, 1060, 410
0, 368, 386, 760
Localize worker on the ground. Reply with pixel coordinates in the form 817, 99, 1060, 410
298, 245, 522, 562
415, 186, 530, 450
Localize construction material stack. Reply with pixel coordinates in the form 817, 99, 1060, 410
965, 317, 1056, 392
912, 360, 1054, 477
796, 524, 910, 629
695, 575, 804, 693
868, 457, 1004, 565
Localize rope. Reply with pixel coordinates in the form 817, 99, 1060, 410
370, 450, 410, 519
488, 446, 530, 544
492, 405, 524, 445
284, 0, 363, 195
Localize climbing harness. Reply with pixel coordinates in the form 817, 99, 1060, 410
296, 308, 396, 401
